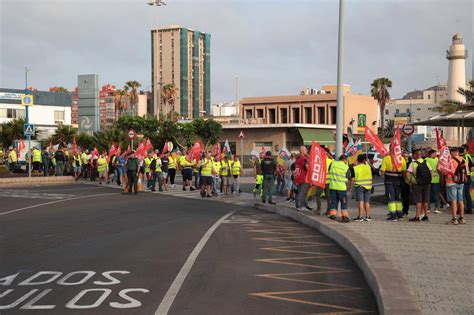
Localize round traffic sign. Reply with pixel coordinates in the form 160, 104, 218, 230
128, 129, 136, 140
402, 124, 415, 136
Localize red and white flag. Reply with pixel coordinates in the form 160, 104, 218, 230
116, 146, 122, 157
438, 145, 453, 175
144, 138, 153, 152
365, 125, 388, 156
18, 139, 26, 152
222, 139, 232, 156
187, 142, 202, 162
305, 140, 327, 188
73, 136, 77, 155
390, 126, 403, 169
214, 143, 221, 161
135, 142, 146, 160
435, 128, 447, 150
90, 147, 99, 162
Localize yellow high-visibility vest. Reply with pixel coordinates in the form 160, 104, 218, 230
231, 160, 241, 176
329, 160, 349, 191
201, 158, 213, 175
32, 149, 42, 163
354, 163, 373, 190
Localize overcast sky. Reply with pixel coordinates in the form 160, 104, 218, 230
0, 0, 472, 102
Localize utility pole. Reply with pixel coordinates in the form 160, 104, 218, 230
25, 67, 32, 178
335, 0, 345, 160
235, 75, 239, 118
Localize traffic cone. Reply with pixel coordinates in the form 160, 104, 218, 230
138, 177, 143, 192
123, 182, 129, 193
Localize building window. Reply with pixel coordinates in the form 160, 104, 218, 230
318, 107, 325, 124
304, 107, 312, 124
427, 95, 431, 100
330, 107, 336, 124
387, 109, 391, 115
0, 108, 6, 118
280, 108, 288, 123
245, 109, 252, 119
54, 110, 65, 122
406, 109, 410, 113
292, 108, 300, 123
417, 108, 421, 111
256, 109, 264, 118
395, 109, 399, 114
268, 108, 276, 124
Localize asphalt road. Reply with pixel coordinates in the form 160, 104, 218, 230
0, 184, 377, 314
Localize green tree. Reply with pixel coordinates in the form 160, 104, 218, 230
76, 132, 96, 150
371, 78, 392, 135
114, 88, 129, 121
117, 115, 145, 133
383, 119, 395, 139
0, 118, 39, 148
93, 128, 128, 152
51, 125, 77, 147
125, 81, 142, 116
192, 118, 222, 149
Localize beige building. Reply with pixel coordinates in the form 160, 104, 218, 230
151, 25, 210, 119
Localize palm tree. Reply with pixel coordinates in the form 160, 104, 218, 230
0, 118, 27, 148
52, 125, 77, 147
160, 83, 179, 120
114, 88, 129, 124
125, 81, 142, 116
371, 78, 392, 135
434, 80, 474, 114
383, 119, 395, 139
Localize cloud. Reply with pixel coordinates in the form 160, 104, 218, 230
0, 0, 472, 103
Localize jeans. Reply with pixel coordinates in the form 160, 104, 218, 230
296, 182, 309, 208
464, 177, 472, 210
262, 174, 274, 202
232, 175, 240, 193
55, 161, 64, 176
330, 189, 348, 210
276, 177, 285, 195
43, 160, 50, 176
314, 186, 324, 212
430, 183, 441, 209
194, 172, 200, 188
151, 172, 163, 190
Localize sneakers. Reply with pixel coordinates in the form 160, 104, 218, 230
364, 216, 372, 222
269, 201, 276, 205
341, 216, 350, 223
286, 198, 293, 203
190, 187, 195, 191
409, 217, 421, 222
433, 209, 442, 214
353, 216, 364, 222
458, 217, 466, 224
386, 217, 398, 222
421, 216, 429, 221
329, 215, 337, 220
305, 206, 313, 211
447, 218, 459, 225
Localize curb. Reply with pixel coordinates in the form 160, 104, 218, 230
0, 176, 75, 188
253, 203, 422, 315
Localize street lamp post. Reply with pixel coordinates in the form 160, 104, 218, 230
335, 0, 345, 160
25, 67, 32, 178
147, 0, 167, 118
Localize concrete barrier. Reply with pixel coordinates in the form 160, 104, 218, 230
254, 203, 422, 315
0, 176, 75, 188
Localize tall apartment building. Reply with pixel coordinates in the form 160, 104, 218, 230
151, 25, 211, 119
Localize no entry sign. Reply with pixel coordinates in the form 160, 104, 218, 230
128, 129, 136, 140
402, 124, 415, 136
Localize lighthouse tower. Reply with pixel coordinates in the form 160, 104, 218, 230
447, 33, 467, 103
445, 33, 468, 144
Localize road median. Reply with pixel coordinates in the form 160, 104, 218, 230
253, 202, 422, 315
0, 176, 75, 188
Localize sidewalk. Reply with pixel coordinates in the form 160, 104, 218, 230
265, 196, 474, 315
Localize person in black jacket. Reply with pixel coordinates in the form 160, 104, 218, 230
261, 151, 276, 204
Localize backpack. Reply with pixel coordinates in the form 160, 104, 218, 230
149, 158, 157, 171
453, 158, 468, 184
127, 158, 138, 172
415, 160, 431, 185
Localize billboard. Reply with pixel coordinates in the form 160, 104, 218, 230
78, 74, 100, 133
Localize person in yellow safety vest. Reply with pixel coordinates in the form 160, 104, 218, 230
72, 152, 82, 181
231, 155, 243, 195
460, 144, 473, 214
32, 146, 42, 174
425, 149, 441, 213
220, 155, 231, 195
81, 149, 90, 178
180, 152, 195, 191
328, 154, 351, 223
350, 154, 373, 221
144, 153, 153, 190
168, 153, 177, 187
97, 153, 108, 185
380, 145, 407, 221
252, 152, 264, 198
212, 158, 221, 196
200, 151, 215, 198
8, 146, 18, 173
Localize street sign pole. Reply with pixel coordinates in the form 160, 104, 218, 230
240, 138, 243, 164
25, 67, 31, 178
408, 135, 412, 154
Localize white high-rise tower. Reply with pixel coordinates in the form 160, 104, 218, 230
445, 33, 468, 144
447, 33, 468, 103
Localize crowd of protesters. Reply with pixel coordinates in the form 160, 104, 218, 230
4, 142, 473, 225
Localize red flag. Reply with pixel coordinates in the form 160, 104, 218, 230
214, 143, 221, 161
144, 138, 153, 152
305, 140, 327, 188
438, 145, 454, 176
162, 141, 169, 155
365, 125, 388, 157
90, 147, 99, 162
125, 145, 131, 155
116, 146, 122, 157
135, 142, 146, 160
107, 144, 117, 163
435, 128, 447, 150
468, 138, 474, 154
73, 136, 77, 155
18, 139, 26, 152
390, 126, 403, 169
187, 142, 202, 162
49, 140, 53, 151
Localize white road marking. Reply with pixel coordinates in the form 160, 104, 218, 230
155, 210, 236, 315
0, 193, 118, 217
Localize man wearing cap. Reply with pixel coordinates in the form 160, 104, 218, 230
126, 151, 140, 195
8, 146, 18, 174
